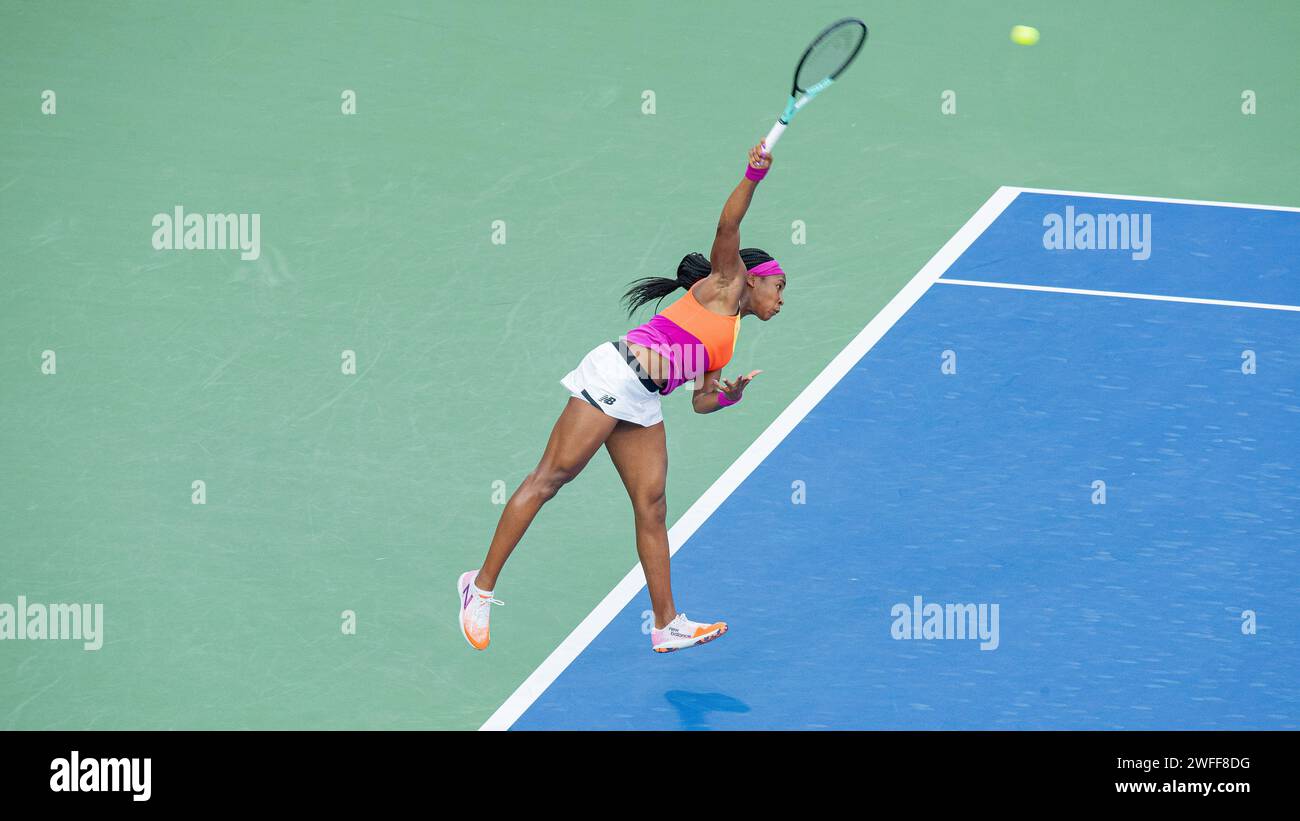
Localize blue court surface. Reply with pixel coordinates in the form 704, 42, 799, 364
501, 188, 1300, 730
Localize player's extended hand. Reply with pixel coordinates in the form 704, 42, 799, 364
716, 370, 763, 402
748, 142, 772, 170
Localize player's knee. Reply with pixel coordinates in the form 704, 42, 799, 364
530, 464, 581, 501
633, 491, 667, 524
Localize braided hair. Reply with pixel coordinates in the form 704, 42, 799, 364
621, 248, 775, 317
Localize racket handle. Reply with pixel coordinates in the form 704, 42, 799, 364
762, 121, 787, 153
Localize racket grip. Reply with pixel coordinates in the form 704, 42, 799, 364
761, 121, 787, 153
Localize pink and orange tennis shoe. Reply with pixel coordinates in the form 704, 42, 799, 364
457, 570, 504, 651
651, 613, 728, 653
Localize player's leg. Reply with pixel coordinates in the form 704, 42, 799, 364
459, 398, 618, 650
603, 418, 727, 652
475, 397, 618, 591
603, 418, 675, 627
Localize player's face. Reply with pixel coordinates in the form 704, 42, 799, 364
754, 275, 785, 320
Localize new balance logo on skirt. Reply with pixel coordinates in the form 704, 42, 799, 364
598, 394, 616, 405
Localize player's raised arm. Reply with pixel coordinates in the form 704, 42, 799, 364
709, 142, 772, 287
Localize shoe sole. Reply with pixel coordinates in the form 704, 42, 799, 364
457, 571, 488, 651
652, 623, 728, 653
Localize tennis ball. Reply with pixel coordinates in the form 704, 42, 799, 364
1010, 25, 1040, 46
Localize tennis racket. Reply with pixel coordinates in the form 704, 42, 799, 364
761, 17, 868, 153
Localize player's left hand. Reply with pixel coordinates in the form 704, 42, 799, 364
717, 370, 763, 401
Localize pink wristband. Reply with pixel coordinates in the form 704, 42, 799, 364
717, 390, 741, 407
744, 164, 769, 182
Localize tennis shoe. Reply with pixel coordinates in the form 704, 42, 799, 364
458, 570, 504, 651
651, 613, 728, 653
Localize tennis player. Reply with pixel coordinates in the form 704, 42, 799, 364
459, 141, 786, 653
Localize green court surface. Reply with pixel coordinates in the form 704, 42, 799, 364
1, 1, 1297, 729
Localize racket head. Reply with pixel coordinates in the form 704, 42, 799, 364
793, 17, 868, 93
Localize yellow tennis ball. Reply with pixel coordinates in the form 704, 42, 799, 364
1011, 25, 1040, 46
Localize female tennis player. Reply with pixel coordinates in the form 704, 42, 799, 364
459, 141, 786, 653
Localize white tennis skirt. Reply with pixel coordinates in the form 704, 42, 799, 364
560, 340, 664, 427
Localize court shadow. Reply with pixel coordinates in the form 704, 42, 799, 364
664, 690, 751, 731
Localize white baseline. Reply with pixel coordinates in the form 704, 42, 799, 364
1012, 185, 1300, 214
937, 279, 1300, 313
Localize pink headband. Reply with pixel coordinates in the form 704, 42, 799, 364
747, 260, 785, 277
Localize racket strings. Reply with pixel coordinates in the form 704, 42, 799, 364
796, 22, 866, 90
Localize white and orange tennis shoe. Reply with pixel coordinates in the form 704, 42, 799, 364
457, 570, 504, 651
651, 613, 728, 653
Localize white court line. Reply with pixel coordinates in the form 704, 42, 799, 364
937, 279, 1300, 313
479, 185, 1023, 731
483, 183, 1296, 731
1009, 186, 1300, 213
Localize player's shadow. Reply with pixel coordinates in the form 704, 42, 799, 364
664, 690, 751, 730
